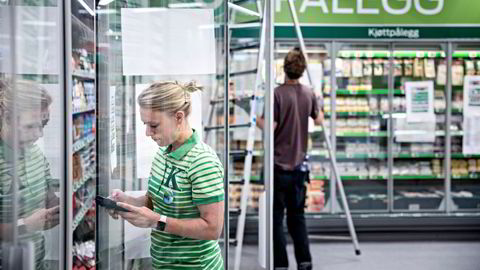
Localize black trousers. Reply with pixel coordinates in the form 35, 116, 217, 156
273, 167, 312, 270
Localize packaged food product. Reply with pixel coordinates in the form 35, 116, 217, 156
436, 60, 447, 85
363, 59, 373, 76
413, 58, 424, 77
424, 59, 436, 78
336, 58, 344, 77
343, 59, 352, 77
465, 60, 476, 76
404, 59, 413, 76
352, 59, 363, 77
383, 59, 390, 76
374, 59, 384, 76
394, 60, 403, 76
452, 60, 465, 86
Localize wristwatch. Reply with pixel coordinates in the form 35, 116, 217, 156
17, 218, 27, 234
156, 215, 167, 231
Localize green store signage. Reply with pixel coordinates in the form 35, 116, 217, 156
234, 0, 480, 39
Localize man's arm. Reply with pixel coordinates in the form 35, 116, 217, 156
313, 110, 324, 125
256, 116, 277, 131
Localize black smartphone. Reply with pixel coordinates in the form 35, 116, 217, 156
95, 195, 131, 212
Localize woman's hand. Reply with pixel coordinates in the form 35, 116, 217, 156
116, 202, 160, 228
23, 206, 59, 232
107, 189, 128, 220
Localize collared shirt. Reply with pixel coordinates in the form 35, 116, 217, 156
147, 129, 224, 270
0, 140, 53, 270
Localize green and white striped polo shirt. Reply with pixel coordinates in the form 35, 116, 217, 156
0, 140, 53, 270
147, 130, 224, 270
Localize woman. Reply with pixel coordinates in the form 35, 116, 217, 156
0, 79, 59, 270
110, 81, 225, 269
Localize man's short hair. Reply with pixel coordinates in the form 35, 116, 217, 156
283, 47, 306, 80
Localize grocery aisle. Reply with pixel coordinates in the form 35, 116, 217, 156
237, 241, 480, 270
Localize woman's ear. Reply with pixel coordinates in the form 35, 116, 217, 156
175, 111, 185, 123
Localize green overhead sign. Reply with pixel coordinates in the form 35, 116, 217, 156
274, 0, 480, 25
234, 0, 480, 39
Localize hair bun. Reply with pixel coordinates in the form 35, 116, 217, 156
182, 81, 204, 93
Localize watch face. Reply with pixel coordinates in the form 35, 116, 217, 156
157, 220, 166, 231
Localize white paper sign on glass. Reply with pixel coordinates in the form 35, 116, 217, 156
405, 81, 435, 123
463, 76, 480, 155
121, 8, 216, 76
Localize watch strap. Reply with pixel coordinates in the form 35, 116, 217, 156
156, 215, 167, 231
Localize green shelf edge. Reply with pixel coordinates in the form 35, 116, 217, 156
326, 89, 404, 96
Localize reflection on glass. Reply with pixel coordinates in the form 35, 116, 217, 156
0, 80, 59, 269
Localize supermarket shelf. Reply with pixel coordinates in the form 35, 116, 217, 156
325, 111, 384, 117
309, 175, 443, 180
393, 175, 444, 180
394, 153, 445, 158
73, 106, 95, 115
73, 134, 95, 153
72, 192, 95, 231
336, 152, 387, 159
336, 50, 479, 59
229, 175, 261, 184
72, 70, 95, 80
452, 153, 480, 158
337, 50, 449, 58
311, 128, 464, 137
336, 131, 388, 137
324, 110, 462, 117
230, 174, 449, 182
452, 174, 480, 180
326, 89, 404, 95
73, 167, 96, 193
435, 130, 464, 136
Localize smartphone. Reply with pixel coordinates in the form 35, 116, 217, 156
95, 195, 131, 212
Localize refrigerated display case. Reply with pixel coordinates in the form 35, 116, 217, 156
227, 38, 480, 236
69, 1, 96, 269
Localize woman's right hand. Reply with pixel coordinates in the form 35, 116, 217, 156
107, 189, 128, 220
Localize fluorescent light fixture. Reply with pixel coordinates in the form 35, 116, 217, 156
98, 0, 114, 5
96, 9, 117, 14
394, 130, 428, 136
229, 22, 261, 29
22, 21, 56, 27
132, 8, 167, 13
77, 0, 95, 16
383, 113, 406, 119
228, 2, 260, 17
168, 2, 206, 8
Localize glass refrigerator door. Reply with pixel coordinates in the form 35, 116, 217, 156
0, 2, 66, 269
450, 44, 480, 211
70, 0, 96, 269
334, 43, 390, 212
96, 1, 228, 269
392, 44, 447, 211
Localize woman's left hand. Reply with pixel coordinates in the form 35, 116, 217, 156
116, 202, 159, 228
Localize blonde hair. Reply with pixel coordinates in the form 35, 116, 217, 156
0, 79, 52, 131
137, 81, 203, 117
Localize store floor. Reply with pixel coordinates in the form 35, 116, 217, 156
234, 241, 480, 270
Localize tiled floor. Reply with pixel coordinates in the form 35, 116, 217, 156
231, 241, 480, 270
